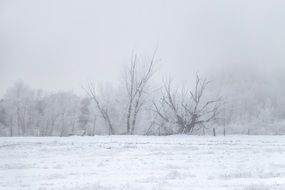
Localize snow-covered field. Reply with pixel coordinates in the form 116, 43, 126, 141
0, 136, 285, 190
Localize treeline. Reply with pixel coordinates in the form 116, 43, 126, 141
1, 56, 285, 136
211, 64, 285, 135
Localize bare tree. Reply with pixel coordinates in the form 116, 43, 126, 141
84, 82, 115, 135
78, 97, 90, 135
91, 114, 97, 136
124, 52, 156, 134
0, 100, 9, 135
154, 74, 222, 134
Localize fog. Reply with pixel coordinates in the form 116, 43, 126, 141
2, 2, 285, 189
1, 0, 285, 97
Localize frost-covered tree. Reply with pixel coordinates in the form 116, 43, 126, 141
0, 99, 9, 135
84, 82, 116, 135
78, 97, 95, 135
0, 81, 81, 136
44, 92, 80, 136
154, 75, 222, 134
3, 81, 35, 136
124, 53, 156, 134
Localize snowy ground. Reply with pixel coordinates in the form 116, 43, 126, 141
0, 136, 285, 190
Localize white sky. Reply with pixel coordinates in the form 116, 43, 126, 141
1, 0, 285, 97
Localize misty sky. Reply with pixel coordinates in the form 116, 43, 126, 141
1, 0, 285, 97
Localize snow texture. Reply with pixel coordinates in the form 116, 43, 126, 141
0, 135, 285, 190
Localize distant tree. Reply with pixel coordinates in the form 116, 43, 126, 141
33, 91, 47, 136
154, 74, 222, 134
36, 92, 80, 136
84, 83, 115, 135
124, 52, 156, 134
0, 99, 9, 135
78, 97, 91, 135
3, 81, 35, 136
55, 92, 79, 137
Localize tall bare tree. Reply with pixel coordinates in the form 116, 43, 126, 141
125, 52, 156, 134
154, 74, 222, 134
84, 82, 115, 135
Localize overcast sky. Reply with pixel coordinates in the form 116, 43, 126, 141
1, 0, 285, 97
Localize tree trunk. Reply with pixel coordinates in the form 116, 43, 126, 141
126, 100, 133, 134
130, 109, 139, 135
92, 116, 96, 136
